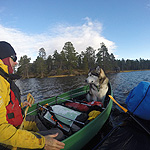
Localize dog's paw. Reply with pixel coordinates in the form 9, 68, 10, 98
86, 94, 91, 102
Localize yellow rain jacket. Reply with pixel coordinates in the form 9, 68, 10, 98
0, 60, 45, 149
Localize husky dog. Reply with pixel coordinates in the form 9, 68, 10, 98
85, 66, 109, 103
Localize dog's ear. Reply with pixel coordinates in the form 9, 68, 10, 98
89, 68, 92, 72
100, 68, 106, 78
88, 68, 92, 74
96, 66, 101, 74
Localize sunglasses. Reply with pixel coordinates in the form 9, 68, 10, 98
10, 55, 17, 62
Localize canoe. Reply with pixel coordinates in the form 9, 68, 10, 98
27, 83, 113, 150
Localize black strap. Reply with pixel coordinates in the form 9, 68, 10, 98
0, 67, 21, 81
0, 67, 9, 80
0, 67, 21, 104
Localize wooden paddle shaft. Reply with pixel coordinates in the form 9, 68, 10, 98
11, 107, 29, 150
108, 95, 128, 112
12, 93, 35, 150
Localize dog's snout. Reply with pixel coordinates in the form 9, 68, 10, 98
85, 79, 87, 83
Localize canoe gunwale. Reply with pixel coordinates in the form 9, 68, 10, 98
27, 86, 89, 115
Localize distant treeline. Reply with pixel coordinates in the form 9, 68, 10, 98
16, 42, 150, 78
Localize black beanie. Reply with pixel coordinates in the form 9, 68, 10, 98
0, 41, 16, 59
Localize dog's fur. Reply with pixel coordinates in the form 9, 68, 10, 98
85, 66, 109, 103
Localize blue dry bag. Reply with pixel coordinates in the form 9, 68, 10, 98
126, 81, 150, 120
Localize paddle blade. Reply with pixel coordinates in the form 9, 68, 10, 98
27, 93, 35, 105
108, 95, 128, 113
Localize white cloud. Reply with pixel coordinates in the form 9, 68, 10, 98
0, 18, 116, 62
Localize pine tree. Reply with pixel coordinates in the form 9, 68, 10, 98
97, 42, 110, 71
18, 55, 31, 78
85, 46, 96, 69
63, 42, 78, 74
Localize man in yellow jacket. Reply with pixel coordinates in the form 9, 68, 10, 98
0, 41, 65, 150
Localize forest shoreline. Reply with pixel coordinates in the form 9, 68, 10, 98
21, 69, 150, 79
47, 69, 150, 78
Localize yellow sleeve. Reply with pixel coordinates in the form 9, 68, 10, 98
0, 92, 45, 149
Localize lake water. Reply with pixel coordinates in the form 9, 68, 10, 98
15, 70, 150, 149
107, 70, 150, 104
16, 70, 150, 106
16, 75, 87, 102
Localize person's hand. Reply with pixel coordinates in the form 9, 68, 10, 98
44, 133, 65, 150
22, 101, 32, 108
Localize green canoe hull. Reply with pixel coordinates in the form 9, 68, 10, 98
27, 84, 113, 150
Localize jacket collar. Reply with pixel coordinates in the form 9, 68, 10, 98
0, 59, 9, 74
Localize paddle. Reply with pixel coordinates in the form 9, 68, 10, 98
108, 95, 150, 136
12, 93, 35, 150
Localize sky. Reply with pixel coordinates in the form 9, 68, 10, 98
0, 0, 150, 62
